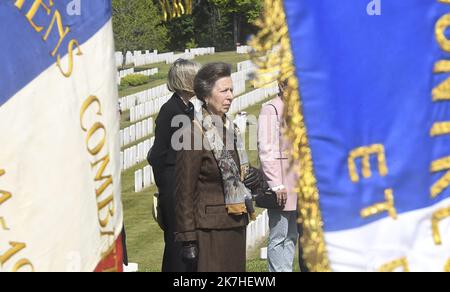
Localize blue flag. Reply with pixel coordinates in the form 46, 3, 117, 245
279, 0, 450, 271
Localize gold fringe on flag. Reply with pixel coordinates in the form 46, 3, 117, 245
250, 0, 331, 272
159, 0, 193, 21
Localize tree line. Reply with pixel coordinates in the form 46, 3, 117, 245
112, 0, 262, 55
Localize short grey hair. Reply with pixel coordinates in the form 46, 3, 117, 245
167, 59, 201, 96
194, 62, 232, 102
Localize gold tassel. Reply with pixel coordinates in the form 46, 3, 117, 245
250, 0, 331, 272
158, 0, 193, 22
159, 0, 168, 21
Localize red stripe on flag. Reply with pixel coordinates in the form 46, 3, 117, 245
94, 234, 124, 272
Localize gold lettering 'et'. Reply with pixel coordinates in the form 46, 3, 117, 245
360, 189, 398, 220
348, 144, 388, 183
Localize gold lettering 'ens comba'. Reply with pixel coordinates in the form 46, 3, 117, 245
80, 95, 116, 255
14, 0, 82, 78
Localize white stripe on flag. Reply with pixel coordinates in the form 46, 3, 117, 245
325, 197, 450, 272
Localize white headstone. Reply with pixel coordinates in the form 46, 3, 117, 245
260, 247, 268, 260
119, 130, 124, 147
131, 146, 137, 166
130, 125, 136, 143
143, 166, 151, 188
130, 107, 136, 123
142, 119, 148, 137
139, 102, 145, 118
123, 263, 139, 273
137, 142, 144, 163
148, 118, 154, 135
144, 139, 150, 155
124, 128, 130, 146
144, 102, 150, 117
136, 122, 142, 140
135, 169, 143, 193
123, 149, 128, 170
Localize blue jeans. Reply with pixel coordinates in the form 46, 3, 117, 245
268, 210, 298, 272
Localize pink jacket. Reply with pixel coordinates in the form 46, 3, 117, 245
258, 96, 298, 211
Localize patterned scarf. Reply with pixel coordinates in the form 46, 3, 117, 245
194, 109, 255, 219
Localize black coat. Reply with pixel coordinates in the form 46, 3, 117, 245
148, 93, 193, 272
149, 93, 192, 192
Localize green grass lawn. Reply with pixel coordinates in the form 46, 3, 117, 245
120, 51, 282, 272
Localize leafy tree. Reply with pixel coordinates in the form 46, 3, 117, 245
112, 0, 168, 67
162, 0, 262, 51
209, 0, 262, 46
165, 15, 196, 51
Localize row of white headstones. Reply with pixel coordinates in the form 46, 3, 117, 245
117, 68, 159, 85
116, 47, 216, 67
247, 210, 270, 254
119, 83, 170, 113
128, 94, 171, 124
120, 117, 154, 148
121, 136, 155, 171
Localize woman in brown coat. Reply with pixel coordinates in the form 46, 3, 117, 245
174, 62, 259, 272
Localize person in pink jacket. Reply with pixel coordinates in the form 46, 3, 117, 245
258, 82, 299, 272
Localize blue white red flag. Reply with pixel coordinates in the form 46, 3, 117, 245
0, 0, 123, 272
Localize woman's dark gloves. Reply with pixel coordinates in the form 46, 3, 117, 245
181, 242, 198, 265
243, 167, 263, 193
